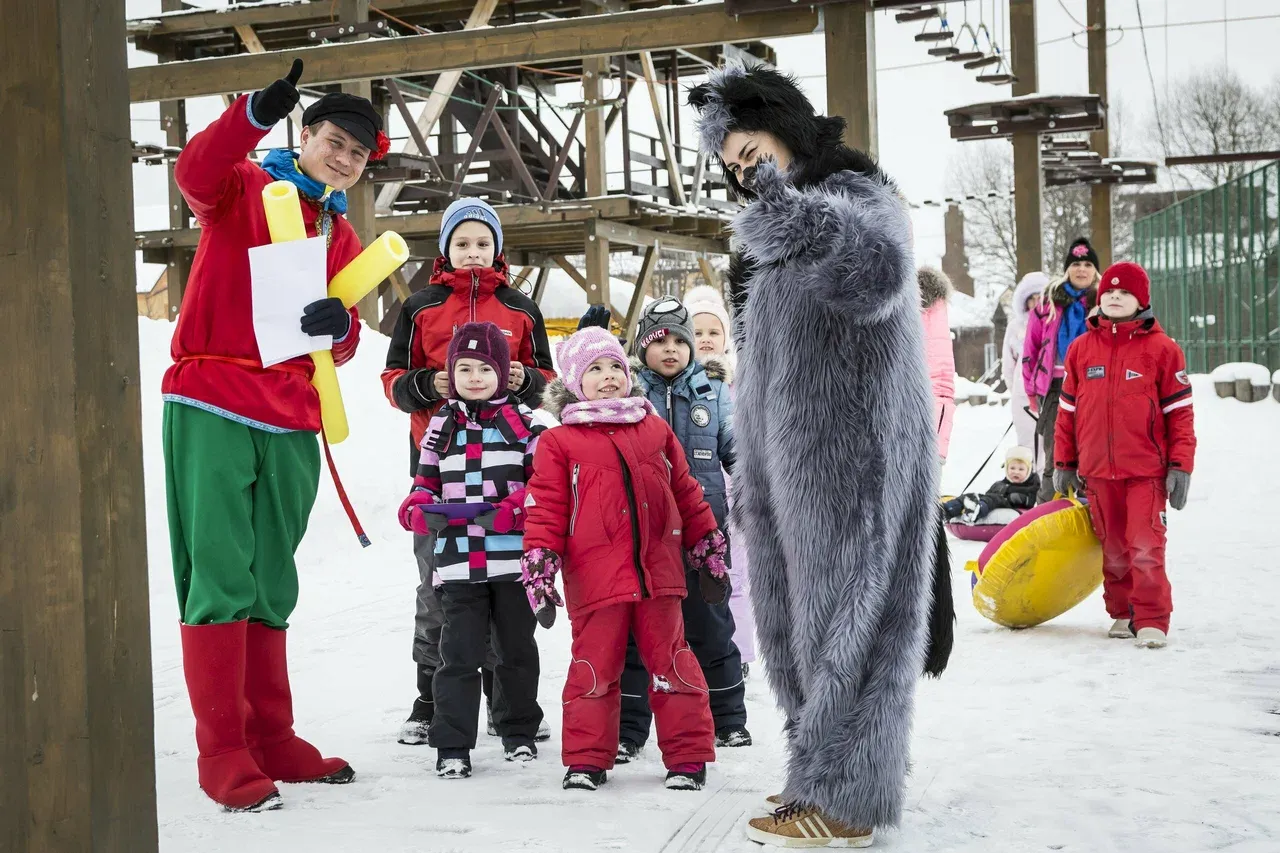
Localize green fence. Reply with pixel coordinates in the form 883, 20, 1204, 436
1134, 160, 1280, 373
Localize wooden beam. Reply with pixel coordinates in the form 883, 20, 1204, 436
825, 1, 877, 157
626, 245, 659, 341
160, 0, 192, 321
129, 0, 424, 36
582, 41, 610, 305
375, 0, 500, 212
1009, 0, 1043, 278
339, 0, 382, 323
696, 257, 721, 292
234, 24, 305, 131
2, 0, 158, 849
384, 78, 444, 181
1087, 0, 1112, 269
588, 218, 727, 255
128, 4, 823, 103
531, 264, 551, 306
448, 85, 502, 197
553, 254, 624, 319
639, 51, 688, 207
543, 108, 584, 201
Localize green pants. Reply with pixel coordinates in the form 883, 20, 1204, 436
164, 402, 320, 628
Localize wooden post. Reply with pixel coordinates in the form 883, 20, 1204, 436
582, 31, 610, 305
1087, 0, 1112, 269
1010, 0, 1044, 277
639, 51, 688, 207
339, 0, 381, 323
825, 1, 877, 158
0, 1, 159, 851
160, 1, 193, 321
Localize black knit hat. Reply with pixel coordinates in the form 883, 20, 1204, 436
1063, 237, 1100, 272
687, 63, 884, 200
634, 297, 694, 362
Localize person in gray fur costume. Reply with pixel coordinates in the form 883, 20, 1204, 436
690, 64, 944, 846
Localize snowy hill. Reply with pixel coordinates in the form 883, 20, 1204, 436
138, 319, 1280, 852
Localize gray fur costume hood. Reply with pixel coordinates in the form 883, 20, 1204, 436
692, 63, 942, 831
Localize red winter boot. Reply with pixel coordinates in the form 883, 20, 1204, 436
244, 622, 354, 784
180, 621, 282, 811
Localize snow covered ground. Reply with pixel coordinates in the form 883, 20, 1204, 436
139, 319, 1280, 852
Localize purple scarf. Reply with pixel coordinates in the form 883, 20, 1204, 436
561, 396, 655, 426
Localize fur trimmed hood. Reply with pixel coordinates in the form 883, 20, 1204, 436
917, 266, 951, 310
687, 62, 891, 201
1010, 271, 1050, 328
541, 363, 644, 420
630, 355, 731, 389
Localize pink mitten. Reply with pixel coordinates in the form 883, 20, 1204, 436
398, 489, 435, 534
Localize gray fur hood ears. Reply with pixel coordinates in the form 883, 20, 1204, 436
540, 363, 645, 420
917, 266, 951, 310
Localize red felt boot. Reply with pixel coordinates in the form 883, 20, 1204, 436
181, 622, 282, 812
244, 622, 354, 784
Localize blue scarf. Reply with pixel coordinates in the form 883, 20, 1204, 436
261, 150, 347, 239
1056, 283, 1090, 360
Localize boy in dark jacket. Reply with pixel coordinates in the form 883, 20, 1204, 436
1054, 262, 1196, 649
382, 198, 555, 745
616, 298, 749, 758
397, 323, 545, 778
942, 446, 1040, 523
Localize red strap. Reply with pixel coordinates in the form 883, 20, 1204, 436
321, 428, 371, 548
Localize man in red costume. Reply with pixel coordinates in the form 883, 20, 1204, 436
163, 59, 386, 811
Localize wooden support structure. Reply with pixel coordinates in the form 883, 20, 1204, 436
639, 51, 688, 207
161, 0, 193, 321
338, 0, 382, 323
1087, 0, 1112, 269
128, 4, 821, 103
1009, 0, 1043, 278
824, 0, 878, 157
1, 1, 159, 850
234, 24, 305, 130
552, 254, 623, 319
581, 23, 610, 306
375, 0, 500, 212
626, 246, 659, 340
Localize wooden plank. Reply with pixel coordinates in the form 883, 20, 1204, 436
448, 86, 502, 197
543, 108, 584, 201
2, 0, 158, 850
531, 264, 550, 305
639, 51, 688, 207
1086, 0, 1112, 269
160, 0, 193, 322
375, 0, 500, 212
626, 245, 658, 341
488, 97, 543, 202
824, 1, 877, 157
384, 78, 443, 181
233, 24, 305, 131
1009, 0, 1043, 277
696, 257, 721, 291
129, 0, 423, 36
339, 0, 382, 323
553, 253, 624, 318
129, 4, 823, 103
582, 42, 610, 305
589, 218, 727, 255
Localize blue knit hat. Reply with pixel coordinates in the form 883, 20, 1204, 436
439, 198, 503, 257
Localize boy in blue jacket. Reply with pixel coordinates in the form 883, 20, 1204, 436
615, 297, 749, 761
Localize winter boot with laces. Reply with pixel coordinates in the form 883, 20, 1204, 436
436, 752, 472, 779
664, 763, 707, 791
503, 741, 537, 763
716, 726, 753, 748
746, 804, 873, 848
398, 664, 434, 745
615, 738, 642, 764
1108, 618, 1135, 639
563, 766, 608, 791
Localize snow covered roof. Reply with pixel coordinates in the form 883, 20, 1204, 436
949, 290, 995, 330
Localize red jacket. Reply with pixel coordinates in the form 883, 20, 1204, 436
162, 96, 361, 433
1055, 311, 1196, 480
382, 257, 554, 473
523, 415, 719, 619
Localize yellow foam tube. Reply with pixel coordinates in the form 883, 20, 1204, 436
263, 181, 308, 243
327, 231, 410, 308
309, 350, 349, 443
970, 504, 1104, 629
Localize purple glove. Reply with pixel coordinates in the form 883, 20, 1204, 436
398, 489, 435, 534
687, 529, 729, 604
520, 547, 564, 629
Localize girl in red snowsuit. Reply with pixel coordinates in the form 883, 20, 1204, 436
520, 327, 729, 792
1054, 261, 1196, 648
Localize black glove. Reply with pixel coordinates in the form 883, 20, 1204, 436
577, 305, 612, 331
301, 297, 352, 339
251, 59, 304, 127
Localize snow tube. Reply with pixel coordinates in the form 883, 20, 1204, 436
945, 508, 1021, 542
963, 498, 1103, 629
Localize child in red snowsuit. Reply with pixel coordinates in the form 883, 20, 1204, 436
1054, 261, 1196, 649
520, 327, 729, 792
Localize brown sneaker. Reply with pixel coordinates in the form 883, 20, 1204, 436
746, 804, 873, 848
763, 793, 785, 810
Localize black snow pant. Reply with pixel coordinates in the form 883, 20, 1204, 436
619, 569, 745, 746
1035, 379, 1064, 505
430, 580, 543, 755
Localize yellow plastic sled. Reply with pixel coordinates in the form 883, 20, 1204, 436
964, 497, 1103, 629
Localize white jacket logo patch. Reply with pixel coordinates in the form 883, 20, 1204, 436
690, 404, 711, 427
1176, 370, 1190, 385
1086, 366, 1105, 379
1126, 369, 1143, 380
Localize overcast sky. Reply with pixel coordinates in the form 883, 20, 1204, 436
128, 0, 1280, 276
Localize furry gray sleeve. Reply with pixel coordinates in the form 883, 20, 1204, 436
731, 161, 914, 326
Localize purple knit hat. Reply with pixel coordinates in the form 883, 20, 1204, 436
556, 327, 630, 401
447, 321, 510, 399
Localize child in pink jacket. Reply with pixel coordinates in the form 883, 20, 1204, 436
918, 267, 956, 464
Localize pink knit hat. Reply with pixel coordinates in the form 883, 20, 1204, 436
556, 327, 630, 401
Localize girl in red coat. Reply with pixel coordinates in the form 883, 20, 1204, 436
520, 327, 729, 792
1053, 262, 1196, 649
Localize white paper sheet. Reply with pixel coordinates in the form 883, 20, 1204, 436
249, 236, 331, 368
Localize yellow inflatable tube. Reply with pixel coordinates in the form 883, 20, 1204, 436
261, 181, 408, 443
963, 498, 1103, 629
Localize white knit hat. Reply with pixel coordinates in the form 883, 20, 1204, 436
683, 285, 734, 355
1005, 446, 1034, 467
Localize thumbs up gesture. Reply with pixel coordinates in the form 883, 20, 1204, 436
250, 59, 304, 128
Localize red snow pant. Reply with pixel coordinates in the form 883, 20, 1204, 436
1085, 477, 1173, 632
562, 596, 715, 770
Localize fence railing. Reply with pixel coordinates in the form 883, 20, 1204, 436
1134, 160, 1280, 373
